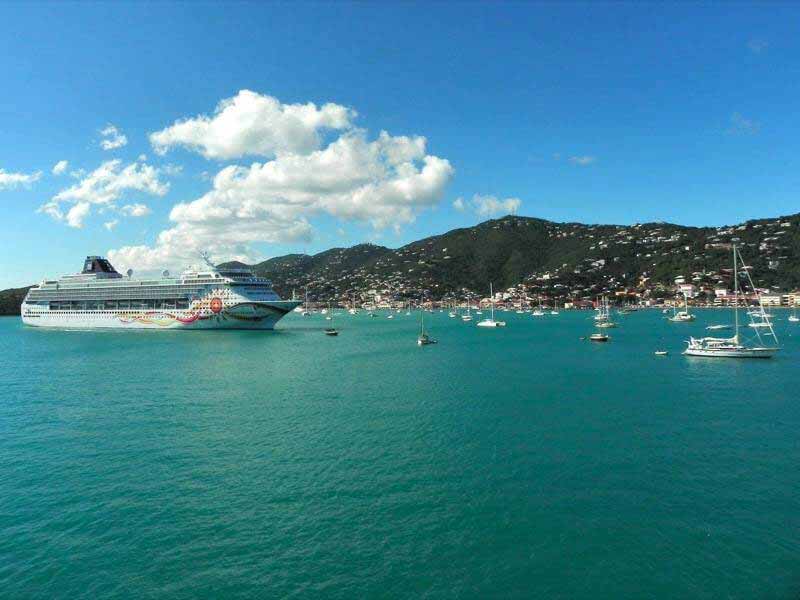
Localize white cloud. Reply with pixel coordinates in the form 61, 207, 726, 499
52, 160, 69, 175
452, 197, 465, 211
66, 202, 91, 228
100, 124, 128, 150
149, 89, 355, 160
469, 194, 521, 217
120, 203, 151, 217
40, 159, 169, 227
0, 168, 42, 190
110, 128, 453, 271
104, 219, 119, 231
728, 112, 760, 135
568, 155, 596, 166
162, 163, 183, 176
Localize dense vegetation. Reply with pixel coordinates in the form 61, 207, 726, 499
3, 212, 799, 314
0, 287, 32, 316
236, 213, 800, 301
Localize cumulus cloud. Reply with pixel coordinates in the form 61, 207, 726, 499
66, 202, 91, 228
469, 194, 521, 217
110, 128, 453, 271
568, 155, 596, 166
120, 203, 151, 217
149, 89, 355, 160
104, 219, 119, 231
100, 124, 128, 150
452, 197, 465, 211
52, 160, 69, 175
0, 168, 42, 190
39, 159, 169, 228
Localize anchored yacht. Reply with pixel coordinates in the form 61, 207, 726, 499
21, 255, 300, 330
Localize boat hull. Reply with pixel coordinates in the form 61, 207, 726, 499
683, 347, 777, 358
21, 301, 300, 330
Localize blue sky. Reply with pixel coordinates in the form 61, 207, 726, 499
1, 2, 799, 287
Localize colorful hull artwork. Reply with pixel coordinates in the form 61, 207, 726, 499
117, 301, 289, 328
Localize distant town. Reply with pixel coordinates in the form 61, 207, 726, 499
251, 214, 800, 311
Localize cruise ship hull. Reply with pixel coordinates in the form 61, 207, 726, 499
22, 301, 301, 330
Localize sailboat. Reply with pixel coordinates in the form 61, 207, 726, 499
324, 302, 339, 336
417, 305, 437, 345
595, 297, 616, 328
325, 301, 333, 320
589, 330, 609, 342
532, 296, 545, 317
477, 283, 506, 327
684, 245, 778, 358
789, 304, 799, 323
302, 288, 310, 316
593, 298, 609, 321
461, 302, 473, 322
348, 293, 359, 315
668, 292, 695, 322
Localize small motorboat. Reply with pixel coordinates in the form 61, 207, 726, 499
324, 328, 339, 336
589, 333, 609, 342
654, 350, 668, 356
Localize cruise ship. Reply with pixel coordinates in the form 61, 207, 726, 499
21, 255, 300, 330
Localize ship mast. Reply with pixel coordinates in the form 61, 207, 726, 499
733, 244, 739, 343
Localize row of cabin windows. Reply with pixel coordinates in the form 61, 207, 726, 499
49, 300, 191, 311
31, 287, 206, 299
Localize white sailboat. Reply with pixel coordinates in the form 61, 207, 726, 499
477, 283, 506, 327
461, 301, 473, 322
684, 245, 778, 358
302, 288, 310, 316
668, 292, 695, 322
532, 296, 545, 317
593, 298, 608, 321
789, 304, 799, 323
595, 296, 616, 328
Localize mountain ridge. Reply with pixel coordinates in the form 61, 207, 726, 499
2, 212, 799, 315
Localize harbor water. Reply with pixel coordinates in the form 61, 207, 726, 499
1, 310, 799, 598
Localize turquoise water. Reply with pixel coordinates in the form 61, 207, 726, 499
2, 310, 799, 598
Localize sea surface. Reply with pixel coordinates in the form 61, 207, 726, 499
2, 309, 799, 599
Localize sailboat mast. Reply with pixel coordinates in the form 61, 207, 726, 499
733, 244, 739, 341
490, 283, 494, 320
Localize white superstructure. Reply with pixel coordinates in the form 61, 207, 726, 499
21, 255, 300, 330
